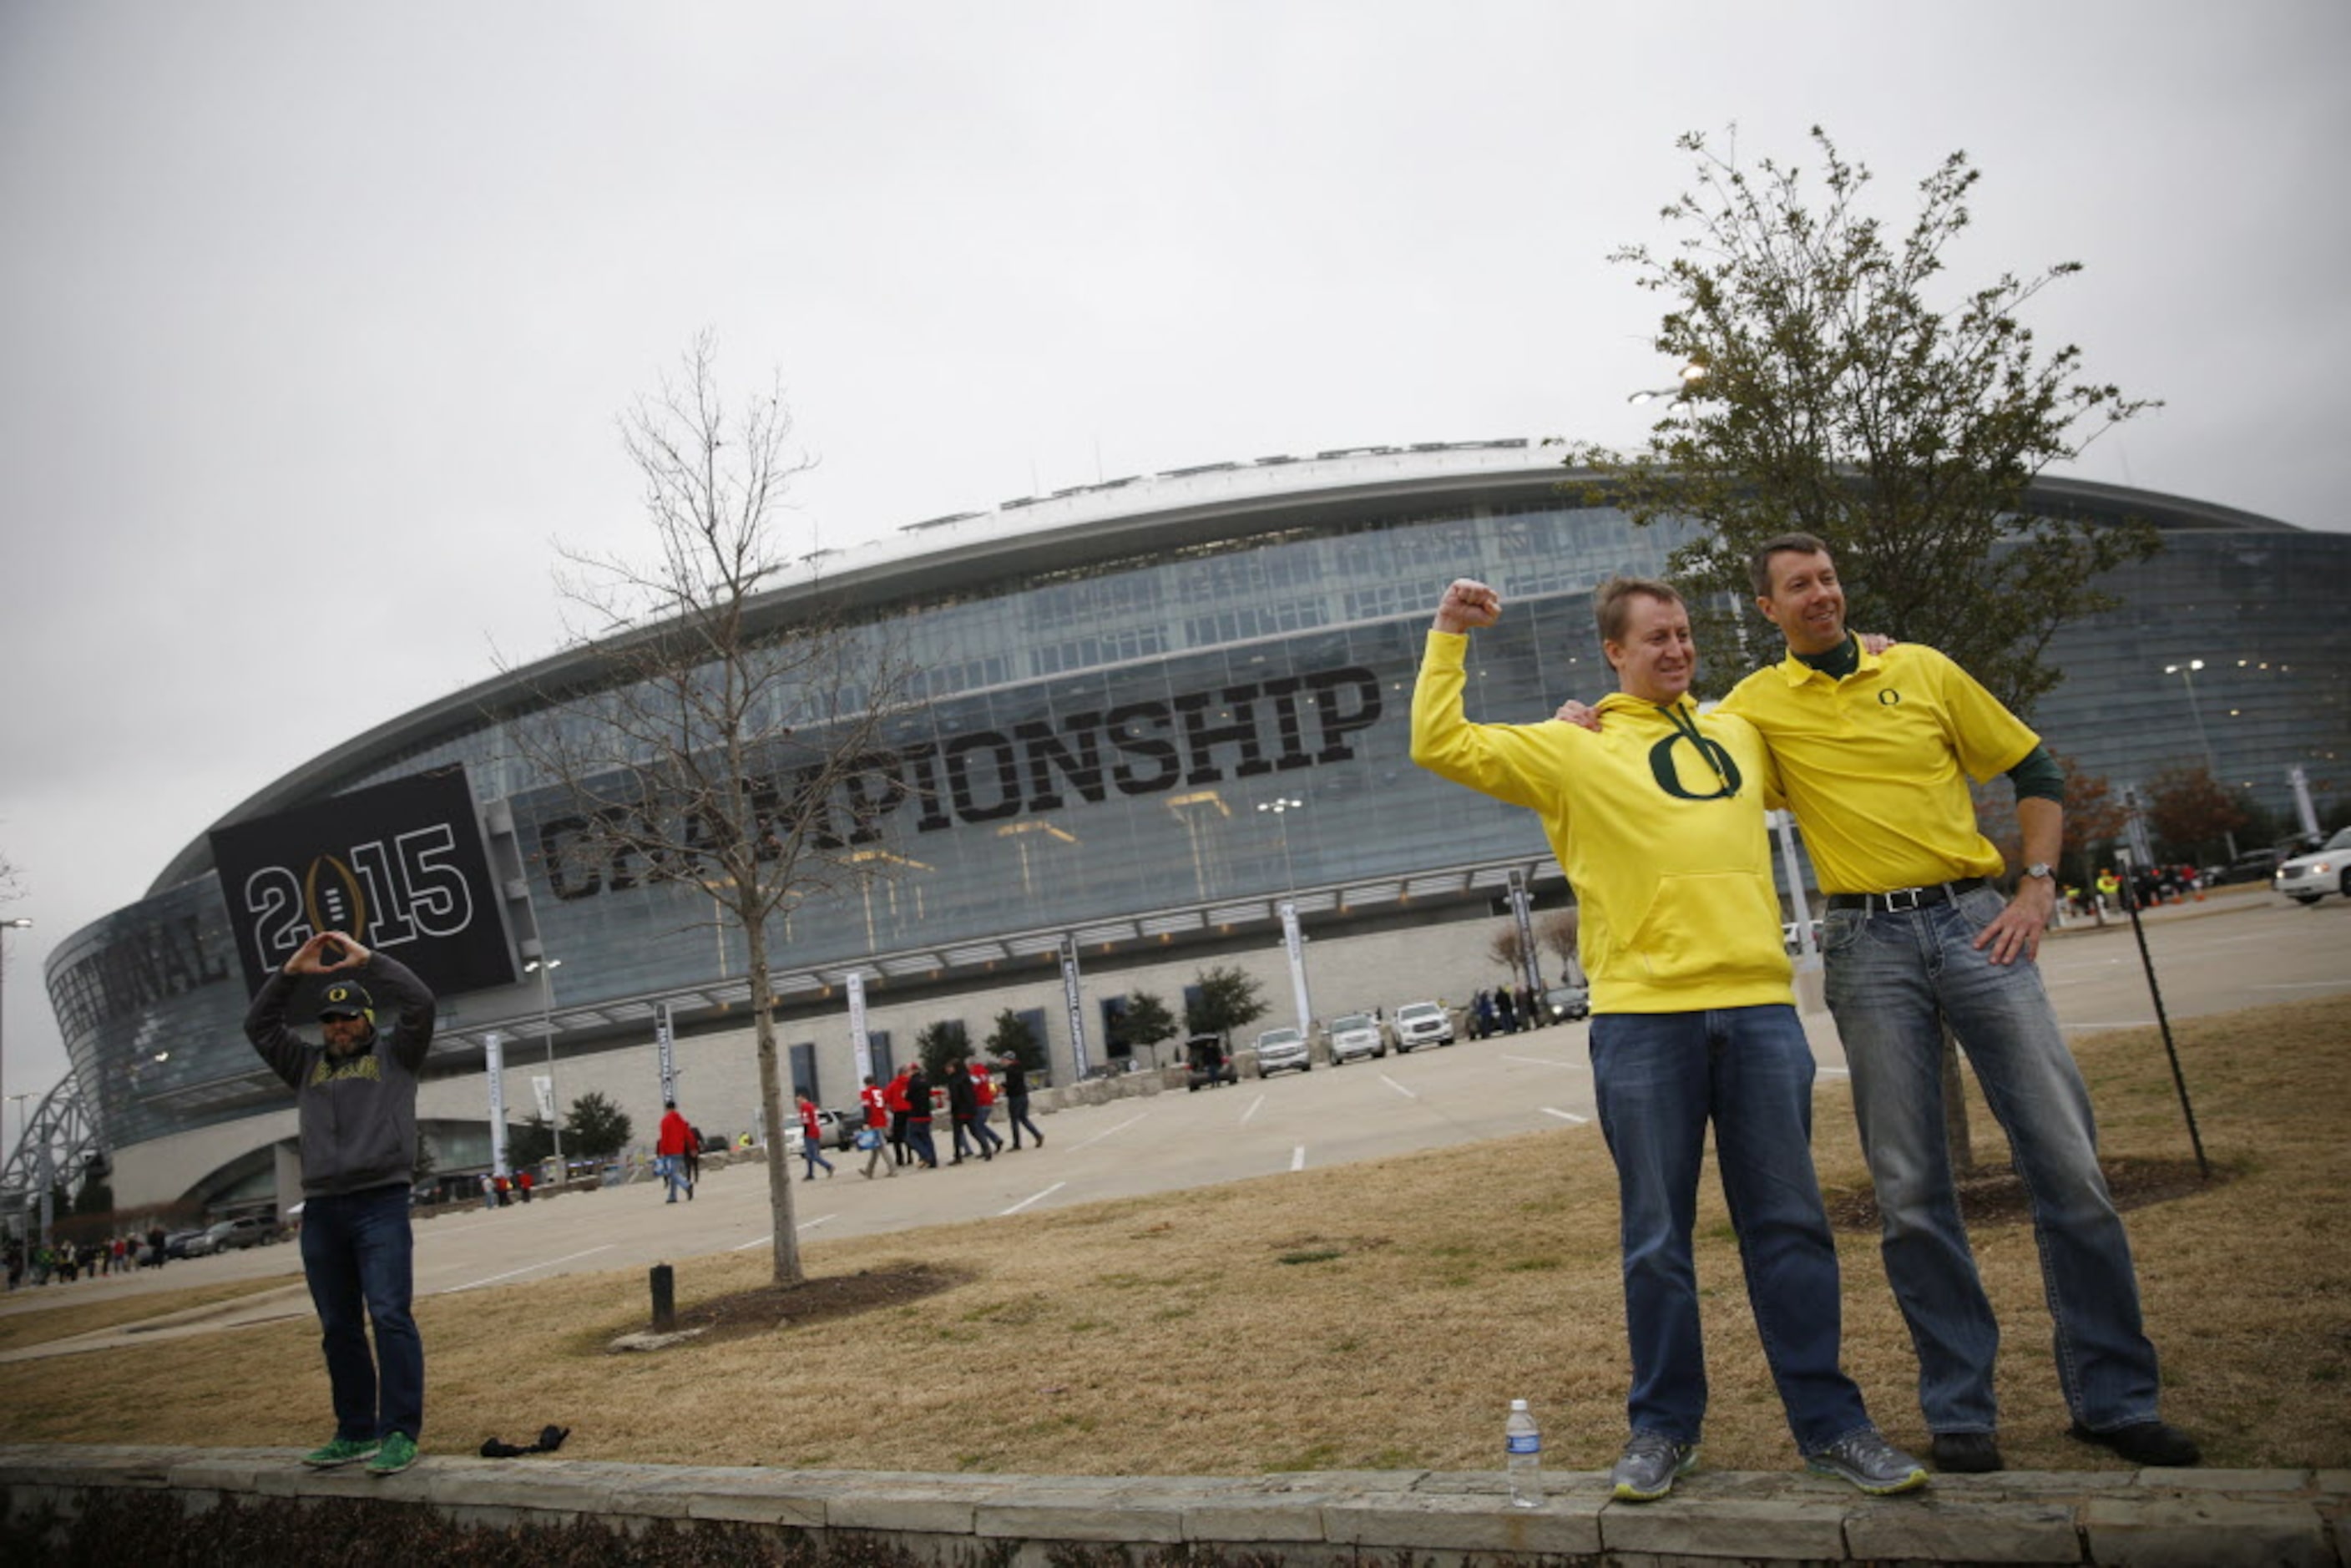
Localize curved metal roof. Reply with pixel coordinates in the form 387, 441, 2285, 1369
149, 443, 2303, 895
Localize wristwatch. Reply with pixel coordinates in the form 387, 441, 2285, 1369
2023, 862, 2053, 882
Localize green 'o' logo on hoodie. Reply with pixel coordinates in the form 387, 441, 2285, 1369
1649, 731, 1742, 801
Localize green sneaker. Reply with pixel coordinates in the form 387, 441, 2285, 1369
301, 1436, 380, 1469
366, 1432, 419, 1475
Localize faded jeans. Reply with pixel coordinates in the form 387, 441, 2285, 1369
300, 1183, 423, 1444
1823, 883, 2161, 1434
1590, 1005, 1874, 1453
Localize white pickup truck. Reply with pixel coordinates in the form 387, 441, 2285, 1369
1391, 1000, 1454, 1052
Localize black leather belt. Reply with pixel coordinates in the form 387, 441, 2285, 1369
1827, 876, 1990, 914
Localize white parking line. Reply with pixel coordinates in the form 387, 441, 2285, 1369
1069, 1113, 1148, 1151
1378, 1075, 1416, 1099
1290, 1146, 1307, 1171
1501, 1054, 1585, 1070
442, 1244, 614, 1293
1540, 1108, 1589, 1125
2255, 981, 2348, 989
1240, 1094, 1266, 1123
1001, 1182, 1066, 1216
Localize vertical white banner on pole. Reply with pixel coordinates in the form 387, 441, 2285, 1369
655, 1002, 677, 1105
847, 971, 872, 1083
1060, 935, 1090, 1081
484, 1030, 509, 1177
1280, 899, 1313, 1037
1508, 869, 1542, 996
531, 1075, 555, 1124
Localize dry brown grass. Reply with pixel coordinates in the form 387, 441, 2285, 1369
0, 1276, 294, 1355
1, 996, 2343, 1476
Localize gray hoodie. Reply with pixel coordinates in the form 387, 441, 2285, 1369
244, 953, 437, 1196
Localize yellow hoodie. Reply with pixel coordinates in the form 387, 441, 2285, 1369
1409, 631, 1792, 1014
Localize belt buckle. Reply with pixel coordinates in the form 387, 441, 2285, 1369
1880, 886, 1924, 913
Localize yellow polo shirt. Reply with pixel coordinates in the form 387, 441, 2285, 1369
1717, 643, 2039, 895
1411, 632, 1792, 1014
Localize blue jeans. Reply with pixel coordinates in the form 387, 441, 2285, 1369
971, 1105, 1004, 1153
299, 1183, 422, 1443
1590, 1005, 1873, 1453
1823, 883, 2161, 1434
801, 1137, 834, 1176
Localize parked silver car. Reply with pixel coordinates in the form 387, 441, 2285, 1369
2273, 827, 2351, 904
1251, 1025, 1311, 1077
1326, 1013, 1385, 1065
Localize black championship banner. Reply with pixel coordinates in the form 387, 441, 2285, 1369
210, 767, 516, 997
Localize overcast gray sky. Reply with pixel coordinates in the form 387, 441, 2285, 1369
3, 1, 2346, 1133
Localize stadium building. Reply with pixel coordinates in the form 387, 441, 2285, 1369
24, 442, 2350, 1219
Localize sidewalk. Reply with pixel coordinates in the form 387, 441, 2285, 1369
2, 1444, 2343, 1565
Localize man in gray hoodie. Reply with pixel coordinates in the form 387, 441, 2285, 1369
244, 929, 436, 1476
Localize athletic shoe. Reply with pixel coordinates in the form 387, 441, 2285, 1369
2070, 1419, 2200, 1467
1930, 1431, 2003, 1473
1806, 1429, 1930, 1495
367, 1432, 419, 1475
301, 1436, 379, 1469
1610, 1432, 1699, 1502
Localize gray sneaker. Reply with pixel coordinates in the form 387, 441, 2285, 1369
1610, 1432, 1699, 1502
1806, 1429, 1929, 1495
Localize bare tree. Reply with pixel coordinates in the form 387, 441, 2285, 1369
1535, 908, 1582, 984
508, 334, 921, 1285
1484, 925, 1527, 978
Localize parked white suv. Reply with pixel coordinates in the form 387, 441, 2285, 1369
1252, 1025, 1311, 1077
1391, 1001, 1454, 1052
1326, 1013, 1385, 1065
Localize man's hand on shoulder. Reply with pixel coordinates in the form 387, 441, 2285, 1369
1554, 698, 1601, 732
1859, 632, 1897, 655
1433, 579, 1502, 635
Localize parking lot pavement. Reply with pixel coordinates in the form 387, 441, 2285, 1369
9, 892, 2340, 1359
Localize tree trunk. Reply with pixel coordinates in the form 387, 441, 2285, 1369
1940, 1019, 1975, 1178
745, 916, 802, 1285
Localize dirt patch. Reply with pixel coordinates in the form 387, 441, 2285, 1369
650, 1261, 975, 1348
1822, 1155, 2226, 1232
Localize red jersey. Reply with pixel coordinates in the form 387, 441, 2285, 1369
860, 1084, 888, 1127
657, 1109, 695, 1157
883, 1073, 912, 1114
971, 1063, 997, 1106
797, 1100, 822, 1141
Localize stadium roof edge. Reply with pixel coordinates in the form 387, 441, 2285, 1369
146, 445, 2303, 895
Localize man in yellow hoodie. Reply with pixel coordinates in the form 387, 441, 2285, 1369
1413, 575, 1925, 1504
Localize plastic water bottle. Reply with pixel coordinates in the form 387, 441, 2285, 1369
1505, 1398, 1541, 1507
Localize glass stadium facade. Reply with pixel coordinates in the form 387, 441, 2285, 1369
40, 442, 2349, 1209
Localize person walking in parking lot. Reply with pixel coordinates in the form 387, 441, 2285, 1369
857, 1075, 897, 1179
967, 1058, 1006, 1158
656, 1101, 696, 1201
796, 1093, 836, 1180
242, 929, 436, 1477
998, 1052, 1044, 1150
902, 1063, 939, 1169
1413, 574, 1925, 1504
944, 1057, 988, 1164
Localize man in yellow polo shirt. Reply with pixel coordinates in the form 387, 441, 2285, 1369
1413, 574, 1926, 1503
1718, 533, 2197, 1474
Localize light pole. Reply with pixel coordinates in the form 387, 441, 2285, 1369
1256, 798, 1313, 1037
523, 958, 564, 1177
0, 918, 29, 1135
1626, 362, 1707, 409
2163, 660, 2237, 858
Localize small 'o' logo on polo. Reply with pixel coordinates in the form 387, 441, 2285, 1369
1878, 689, 1902, 706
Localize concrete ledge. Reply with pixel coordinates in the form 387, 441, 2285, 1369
0, 1444, 2344, 1565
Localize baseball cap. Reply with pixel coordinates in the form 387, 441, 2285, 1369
318, 981, 375, 1021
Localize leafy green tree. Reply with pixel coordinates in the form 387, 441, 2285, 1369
984, 1009, 1047, 1074
564, 1090, 633, 1160
916, 1019, 969, 1079
1110, 991, 1181, 1056
508, 1117, 554, 1169
1575, 127, 2161, 715
1184, 965, 1268, 1040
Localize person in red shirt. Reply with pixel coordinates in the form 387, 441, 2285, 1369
795, 1093, 836, 1181
858, 1075, 897, 1180
967, 1059, 1006, 1158
655, 1100, 695, 1203
883, 1068, 914, 1168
